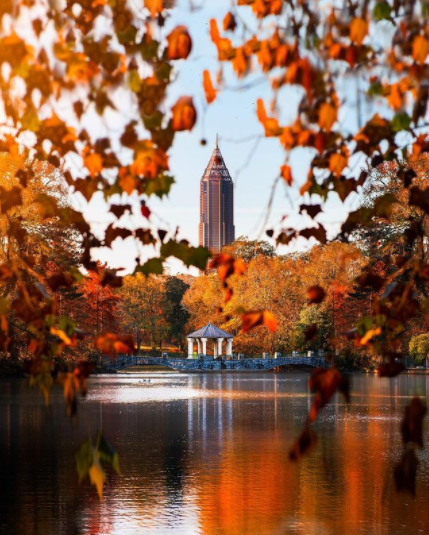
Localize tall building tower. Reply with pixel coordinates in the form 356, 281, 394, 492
199, 136, 235, 252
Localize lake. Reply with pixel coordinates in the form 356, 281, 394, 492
1, 372, 429, 535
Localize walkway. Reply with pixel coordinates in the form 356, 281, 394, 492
102, 354, 329, 372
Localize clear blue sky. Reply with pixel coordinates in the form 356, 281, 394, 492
87, 0, 364, 273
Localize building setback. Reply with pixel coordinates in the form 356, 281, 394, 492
199, 136, 235, 252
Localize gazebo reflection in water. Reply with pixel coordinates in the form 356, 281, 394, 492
186, 323, 234, 359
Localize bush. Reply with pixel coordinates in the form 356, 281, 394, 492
409, 334, 429, 365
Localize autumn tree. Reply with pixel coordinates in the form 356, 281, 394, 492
119, 273, 167, 350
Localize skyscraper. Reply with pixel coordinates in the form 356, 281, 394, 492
199, 136, 235, 252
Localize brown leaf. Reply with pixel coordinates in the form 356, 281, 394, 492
104, 224, 133, 247
305, 323, 318, 341
308, 367, 348, 421
307, 285, 326, 304
110, 204, 132, 219
299, 204, 322, 218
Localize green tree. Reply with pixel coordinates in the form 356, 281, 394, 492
163, 276, 190, 350
409, 334, 429, 365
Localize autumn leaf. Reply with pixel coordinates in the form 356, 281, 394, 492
358, 326, 381, 346
318, 102, 337, 132
203, 70, 217, 104
209, 253, 246, 281
412, 35, 429, 65
166, 26, 192, 60
83, 152, 102, 178
349, 18, 368, 46
307, 285, 326, 304
144, 0, 163, 17
329, 153, 348, 178
241, 310, 278, 333
94, 333, 136, 355
223, 12, 236, 32
280, 164, 293, 185
171, 96, 197, 131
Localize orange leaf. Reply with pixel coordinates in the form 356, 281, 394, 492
318, 102, 337, 132
256, 98, 281, 136
166, 26, 192, 60
130, 142, 169, 178
144, 0, 163, 17
223, 12, 236, 31
83, 152, 102, 178
329, 153, 348, 178
412, 35, 429, 65
349, 18, 368, 46
171, 96, 197, 131
210, 253, 246, 281
209, 18, 221, 45
241, 310, 278, 333
94, 333, 136, 355
203, 70, 217, 104
280, 164, 293, 185
118, 170, 135, 195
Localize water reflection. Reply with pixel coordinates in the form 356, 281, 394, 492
1, 373, 429, 534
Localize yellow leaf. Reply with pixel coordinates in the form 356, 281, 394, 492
50, 327, 72, 345
412, 35, 429, 65
359, 327, 381, 346
329, 153, 348, 178
84, 153, 102, 178
89, 458, 106, 500
349, 18, 368, 46
318, 102, 337, 132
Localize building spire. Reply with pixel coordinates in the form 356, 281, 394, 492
215, 133, 218, 148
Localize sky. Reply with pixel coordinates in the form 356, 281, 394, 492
82, 0, 371, 274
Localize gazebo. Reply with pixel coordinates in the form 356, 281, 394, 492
186, 323, 234, 359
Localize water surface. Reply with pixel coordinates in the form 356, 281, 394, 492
1, 372, 429, 535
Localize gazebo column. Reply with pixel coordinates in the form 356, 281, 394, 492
226, 338, 233, 356
201, 338, 207, 355
187, 338, 194, 359
213, 341, 218, 358
197, 339, 201, 354
218, 338, 224, 357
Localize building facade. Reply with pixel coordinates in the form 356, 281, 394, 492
199, 137, 235, 252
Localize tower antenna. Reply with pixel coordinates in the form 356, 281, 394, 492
215, 133, 218, 148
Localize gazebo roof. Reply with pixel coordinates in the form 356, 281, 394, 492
187, 322, 233, 339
